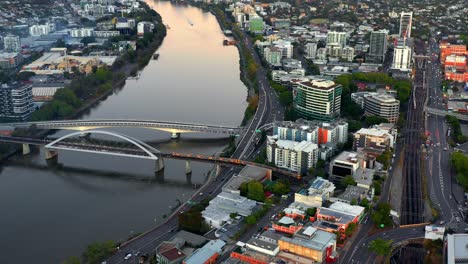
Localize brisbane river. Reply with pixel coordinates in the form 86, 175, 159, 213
0, 1, 247, 263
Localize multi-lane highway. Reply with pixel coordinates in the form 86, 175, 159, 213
424, 37, 467, 230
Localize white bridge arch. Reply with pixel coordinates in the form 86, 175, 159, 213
45, 130, 162, 161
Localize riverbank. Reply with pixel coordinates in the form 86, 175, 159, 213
0, 2, 167, 159
189, 2, 259, 126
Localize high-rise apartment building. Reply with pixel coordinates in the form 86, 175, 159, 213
266, 136, 319, 174
327, 31, 347, 47
367, 30, 388, 63
363, 93, 400, 123
392, 43, 412, 71
304, 42, 317, 59
399, 12, 413, 38
293, 80, 342, 121
4, 34, 21, 53
0, 83, 35, 121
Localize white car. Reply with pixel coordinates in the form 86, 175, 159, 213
124, 254, 132, 260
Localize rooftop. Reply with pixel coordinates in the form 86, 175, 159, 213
160, 247, 186, 261
447, 234, 468, 263
280, 229, 335, 251
299, 79, 338, 90
333, 151, 362, 164
184, 239, 226, 264
329, 201, 365, 217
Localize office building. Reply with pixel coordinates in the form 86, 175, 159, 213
329, 151, 375, 182
367, 30, 388, 63
249, 15, 264, 33
267, 136, 319, 174
137, 22, 155, 36
327, 31, 347, 47
278, 227, 336, 263
364, 93, 400, 123
0, 52, 24, 69
4, 34, 21, 53
0, 83, 35, 121
392, 44, 412, 71
354, 126, 396, 151
399, 12, 413, 38
293, 80, 342, 121
202, 191, 257, 228
294, 177, 336, 208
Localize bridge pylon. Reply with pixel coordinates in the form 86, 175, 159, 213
185, 161, 192, 174
22, 144, 31, 155
44, 148, 58, 160
155, 157, 165, 172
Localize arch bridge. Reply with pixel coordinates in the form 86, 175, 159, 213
0, 131, 300, 179
3, 119, 243, 139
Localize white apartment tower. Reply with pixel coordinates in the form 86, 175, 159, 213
327, 31, 347, 47
399, 12, 413, 38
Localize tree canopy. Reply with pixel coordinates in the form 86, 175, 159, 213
371, 203, 392, 228
452, 152, 468, 191
83, 240, 116, 264
368, 238, 392, 256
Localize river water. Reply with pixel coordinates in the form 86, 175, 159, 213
0, 1, 246, 263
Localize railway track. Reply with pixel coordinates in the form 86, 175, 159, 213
401, 56, 428, 224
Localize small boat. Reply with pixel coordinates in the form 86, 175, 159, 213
153, 53, 160, 60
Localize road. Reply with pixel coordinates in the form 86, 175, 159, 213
424, 36, 467, 230
340, 226, 425, 264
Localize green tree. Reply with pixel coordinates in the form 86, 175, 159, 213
451, 152, 468, 190
230, 212, 238, 219
54, 88, 81, 108
83, 241, 116, 264
247, 181, 265, 202
271, 182, 290, 195
245, 215, 257, 225
368, 238, 392, 256
371, 203, 392, 228
179, 207, 210, 234
365, 116, 389, 126
17, 71, 36, 81
239, 181, 248, 196
360, 198, 370, 209
376, 150, 392, 170
61, 256, 81, 264
306, 207, 317, 217
345, 222, 357, 237
340, 175, 357, 188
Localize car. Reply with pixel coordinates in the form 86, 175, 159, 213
199, 192, 203, 196
443, 147, 447, 151
440, 221, 445, 225
456, 217, 461, 223
135, 251, 140, 256
124, 253, 132, 260
449, 195, 453, 199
